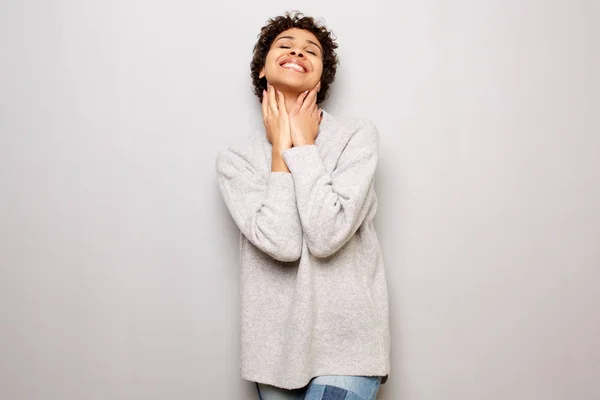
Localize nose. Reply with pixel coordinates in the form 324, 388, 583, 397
289, 49, 305, 58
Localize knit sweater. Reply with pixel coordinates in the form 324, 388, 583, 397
216, 109, 390, 390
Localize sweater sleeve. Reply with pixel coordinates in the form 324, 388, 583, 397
216, 144, 303, 262
282, 121, 378, 258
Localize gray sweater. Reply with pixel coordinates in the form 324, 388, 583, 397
216, 110, 390, 390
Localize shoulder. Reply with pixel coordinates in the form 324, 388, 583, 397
323, 110, 378, 138
216, 131, 268, 174
322, 110, 379, 150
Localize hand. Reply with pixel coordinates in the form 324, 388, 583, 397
262, 83, 292, 153
289, 81, 322, 147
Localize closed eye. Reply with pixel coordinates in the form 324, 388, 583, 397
279, 45, 317, 56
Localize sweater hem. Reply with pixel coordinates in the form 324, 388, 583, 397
242, 365, 390, 390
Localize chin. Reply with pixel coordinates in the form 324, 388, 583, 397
270, 78, 311, 94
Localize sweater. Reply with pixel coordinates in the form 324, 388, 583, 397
216, 109, 391, 390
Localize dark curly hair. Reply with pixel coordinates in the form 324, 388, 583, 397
251, 11, 339, 104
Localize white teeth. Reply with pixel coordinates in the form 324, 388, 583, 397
281, 62, 305, 72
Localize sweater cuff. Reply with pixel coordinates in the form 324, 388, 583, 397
282, 145, 326, 184
265, 172, 295, 201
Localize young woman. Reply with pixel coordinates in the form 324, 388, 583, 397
216, 11, 390, 400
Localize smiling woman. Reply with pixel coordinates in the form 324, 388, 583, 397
257, 28, 324, 103
216, 11, 391, 400
250, 12, 338, 106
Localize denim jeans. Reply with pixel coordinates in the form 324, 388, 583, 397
256, 375, 382, 400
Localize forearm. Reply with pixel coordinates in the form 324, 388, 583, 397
217, 147, 302, 262
271, 148, 291, 173
292, 135, 315, 147
282, 123, 379, 258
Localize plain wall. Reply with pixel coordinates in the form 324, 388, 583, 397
1, 0, 599, 399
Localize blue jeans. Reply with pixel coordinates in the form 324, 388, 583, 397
256, 375, 382, 400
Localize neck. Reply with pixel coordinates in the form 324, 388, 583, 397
269, 85, 323, 123
281, 91, 324, 124
281, 90, 301, 113
269, 84, 303, 112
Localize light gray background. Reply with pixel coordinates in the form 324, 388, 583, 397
1, 0, 599, 399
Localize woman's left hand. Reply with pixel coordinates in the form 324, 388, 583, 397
289, 81, 321, 147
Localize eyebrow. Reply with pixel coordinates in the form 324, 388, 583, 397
275, 36, 323, 53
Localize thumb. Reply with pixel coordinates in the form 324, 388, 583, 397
277, 90, 289, 116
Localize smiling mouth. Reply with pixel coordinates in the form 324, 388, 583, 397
280, 62, 307, 73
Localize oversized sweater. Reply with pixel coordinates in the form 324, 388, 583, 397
216, 109, 391, 390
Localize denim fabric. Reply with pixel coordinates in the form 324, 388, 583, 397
256, 375, 381, 400
256, 382, 305, 400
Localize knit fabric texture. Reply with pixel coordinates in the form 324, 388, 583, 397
216, 110, 391, 390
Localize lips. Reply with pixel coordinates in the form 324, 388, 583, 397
279, 58, 308, 73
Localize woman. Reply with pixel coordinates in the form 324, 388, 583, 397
216, 11, 390, 400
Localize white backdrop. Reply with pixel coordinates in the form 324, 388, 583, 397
1, 1, 599, 399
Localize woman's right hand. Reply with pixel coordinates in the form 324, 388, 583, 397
262, 83, 292, 153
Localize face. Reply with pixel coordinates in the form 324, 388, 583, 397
259, 28, 324, 94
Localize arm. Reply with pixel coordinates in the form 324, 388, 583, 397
216, 142, 303, 262
283, 121, 379, 258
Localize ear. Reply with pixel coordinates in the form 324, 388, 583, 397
259, 68, 265, 79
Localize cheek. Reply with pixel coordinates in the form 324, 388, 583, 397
265, 53, 281, 72
314, 63, 324, 78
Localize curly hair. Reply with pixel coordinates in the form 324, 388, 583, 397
250, 11, 339, 104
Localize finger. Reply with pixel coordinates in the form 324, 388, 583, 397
262, 90, 273, 142
311, 104, 319, 117
268, 84, 278, 115
261, 90, 268, 119
314, 107, 321, 124
301, 82, 320, 112
276, 90, 288, 116
293, 90, 309, 113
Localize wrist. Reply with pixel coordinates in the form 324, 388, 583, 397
292, 137, 315, 147
272, 141, 292, 154
271, 149, 290, 173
